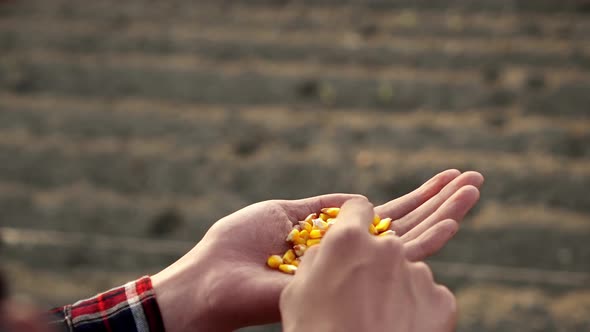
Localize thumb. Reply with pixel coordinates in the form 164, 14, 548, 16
328, 197, 375, 235
319, 197, 374, 253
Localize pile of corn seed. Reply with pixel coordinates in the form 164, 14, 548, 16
267, 207, 396, 274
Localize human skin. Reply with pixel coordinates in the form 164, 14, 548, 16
0, 300, 49, 332
151, 169, 483, 331
280, 198, 457, 332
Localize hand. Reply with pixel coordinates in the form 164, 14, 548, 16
0, 300, 49, 332
151, 192, 363, 331
151, 169, 482, 331
280, 198, 457, 332
376, 169, 484, 261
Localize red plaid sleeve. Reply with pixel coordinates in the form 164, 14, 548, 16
48, 276, 165, 332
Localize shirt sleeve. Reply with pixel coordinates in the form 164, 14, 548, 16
47, 276, 166, 332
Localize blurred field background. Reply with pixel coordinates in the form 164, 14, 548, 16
0, 0, 589, 331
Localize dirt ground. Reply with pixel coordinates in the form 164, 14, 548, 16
0, 1, 589, 331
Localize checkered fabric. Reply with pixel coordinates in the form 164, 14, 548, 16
48, 276, 165, 332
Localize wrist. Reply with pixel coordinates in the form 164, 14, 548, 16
151, 247, 230, 332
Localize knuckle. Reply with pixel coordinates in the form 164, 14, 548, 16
373, 238, 398, 266
414, 262, 434, 282
350, 194, 369, 202
413, 261, 428, 272
345, 195, 373, 210
389, 236, 404, 251
378, 235, 403, 254
334, 226, 363, 243
437, 285, 455, 301
435, 285, 457, 314
327, 227, 367, 255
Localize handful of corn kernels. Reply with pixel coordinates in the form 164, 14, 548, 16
267, 207, 396, 274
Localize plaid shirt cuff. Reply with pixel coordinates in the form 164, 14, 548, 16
48, 276, 165, 332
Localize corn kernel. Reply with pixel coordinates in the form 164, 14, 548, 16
279, 264, 298, 274
375, 218, 392, 233
293, 244, 307, 256
307, 238, 321, 247
373, 214, 381, 226
368, 223, 378, 235
299, 220, 312, 233
309, 229, 324, 239
313, 218, 329, 230
267, 255, 283, 269
283, 249, 296, 264
321, 207, 340, 218
269, 208, 396, 275
299, 229, 310, 241
304, 213, 317, 225
285, 229, 300, 243
294, 237, 306, 245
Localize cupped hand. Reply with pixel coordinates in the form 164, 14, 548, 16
152, 193, 362, 331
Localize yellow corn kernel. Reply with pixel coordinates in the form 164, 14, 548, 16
319, 213, 330, 221
293, 224, 302, 231
313, 218, 329, 230
299, 229, 310, 241
267, 255, 283, 269
368, 223, 378, 235
378, 230, 397, 237
283, 249, 296, 264
309, 229, 324, 239
292, 259, 300, 267
304, 213, 317, 225
294, 237, 306, 245
307, 238, 321, 247
321, 207, 340, 218
293, 244, 307, 257
279, 264, 298, 274
299, 220, 312, 233
375, 217, 392, 233
285, 229, 300, 243
373, 214, 381, 226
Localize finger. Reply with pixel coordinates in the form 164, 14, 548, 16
296, 245, 320, 275
320, 197, 374, 253
392, 171, 484, 235
404, 219, 459, 262
401, 185, 480, 242
408, 262, 441, 299
329, 197, 375, 233
375, 169, 460, 220
375, 233, 405, 268
282, 193, 366, 222
411, 261, 435, 284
